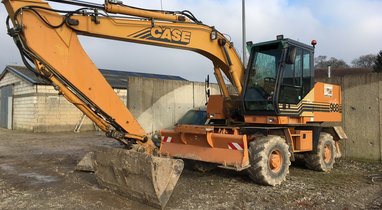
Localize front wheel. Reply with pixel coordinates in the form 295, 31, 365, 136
247, 135, 291, 186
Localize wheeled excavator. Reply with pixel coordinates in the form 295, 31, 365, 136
3, 0, 347, 208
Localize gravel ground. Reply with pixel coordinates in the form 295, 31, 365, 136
0, 128, 381, 209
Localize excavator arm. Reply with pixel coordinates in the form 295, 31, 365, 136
3, 0, 245, 146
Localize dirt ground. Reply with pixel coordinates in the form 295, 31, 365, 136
0, 128, 381, 210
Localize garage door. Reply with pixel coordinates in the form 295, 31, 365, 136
0, 85, 13, 129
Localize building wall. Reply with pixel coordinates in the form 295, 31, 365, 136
0, 72, 36, 130
34, 85, 90, 132
0, 71, 128, 132
32, 86, 127, 132
318, 73, 382, 161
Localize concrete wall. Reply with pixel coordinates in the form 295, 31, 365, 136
127, 77, 220, 134
318, 73, 382, 161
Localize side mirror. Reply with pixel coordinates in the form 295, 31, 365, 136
246, 41, 253, 52
286, 46, 296, 64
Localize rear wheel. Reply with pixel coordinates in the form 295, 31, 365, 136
247, 135, 291, 186
304, 132, 336, 172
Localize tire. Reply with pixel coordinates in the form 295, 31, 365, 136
247, 135, 291, 186
190, 161, 217, 173
304, 132, 336, 172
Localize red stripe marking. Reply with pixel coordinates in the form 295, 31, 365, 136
228, 142, 244, 150
162, 136, 168, 143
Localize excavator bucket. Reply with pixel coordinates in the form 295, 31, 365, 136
93, 147, 184, 209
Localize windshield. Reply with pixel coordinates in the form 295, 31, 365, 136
177, 110, 207, 125
244, 44, 281, 111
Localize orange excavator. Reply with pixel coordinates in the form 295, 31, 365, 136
3, 0, 346, 208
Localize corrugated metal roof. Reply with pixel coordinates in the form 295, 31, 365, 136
0, 65, 187, 89
99, 69, 187, 89
0, 65, 51, 85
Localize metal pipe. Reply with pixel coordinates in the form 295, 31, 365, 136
242, 0, 247, 65
328, 65, 331, 78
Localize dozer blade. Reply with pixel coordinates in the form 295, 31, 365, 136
93, 147, 184, 209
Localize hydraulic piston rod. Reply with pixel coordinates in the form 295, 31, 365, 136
46, 0, 104, 9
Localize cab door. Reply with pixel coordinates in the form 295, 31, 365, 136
0, 85, 13, 129
278, 48, 313, 106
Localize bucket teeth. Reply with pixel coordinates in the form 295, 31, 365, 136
93, 147, 184, 209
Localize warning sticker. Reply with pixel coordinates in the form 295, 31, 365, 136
324, 84, 333, 97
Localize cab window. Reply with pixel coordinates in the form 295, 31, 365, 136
279, 48, 303, 104
279, 48, 312, 104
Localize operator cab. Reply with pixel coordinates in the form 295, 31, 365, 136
242, 36, 315, 116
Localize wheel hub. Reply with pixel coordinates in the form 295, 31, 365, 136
269, 150, 282, 173
324, 144, 332, 163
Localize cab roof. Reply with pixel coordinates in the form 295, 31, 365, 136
250, 38, 315, 52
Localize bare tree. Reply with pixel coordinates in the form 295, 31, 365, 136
373, 50, 382, 72
351, 54, 376, 69
315, 56, 349, 69
314, 55, 327, 68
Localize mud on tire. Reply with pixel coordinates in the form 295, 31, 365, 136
247, 135, 291, 186
304, 132, 336, 172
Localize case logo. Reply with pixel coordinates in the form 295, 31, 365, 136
129, 27, 191, 45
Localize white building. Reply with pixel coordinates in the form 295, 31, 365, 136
0, 65, 186, 132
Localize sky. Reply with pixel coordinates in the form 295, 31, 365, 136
0, 0, 381, 81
